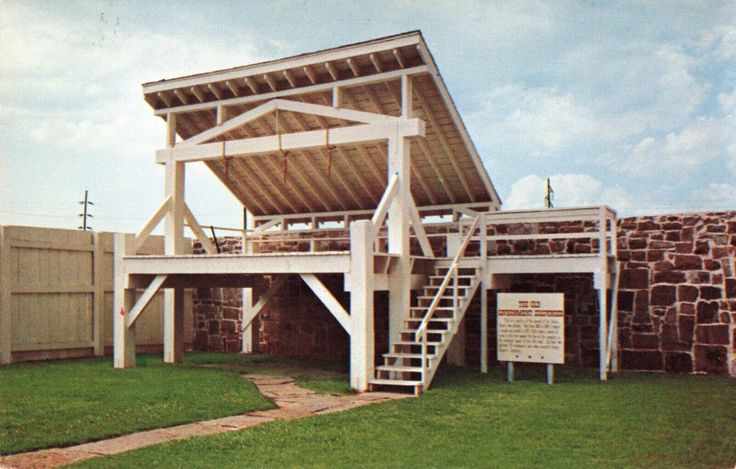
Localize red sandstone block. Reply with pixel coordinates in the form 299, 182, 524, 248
674, 242, 694, 253
699, 286, 722, 300
695, 324, 729, 345
653, 260, 674, 271
720, 312, 730, 323
621, 350, 663, 371
634, 290, 650, 313
694, 241, 710, 255
680, 302, 695, 315
682, 216, 698, 226
651, 285, 677, 306
628, 238, 647, 249
726, 279, 736, 298
664, 352, 693, 373
631, 333, 659, 349
728, 221, 736, 232
662, 222, 683, 230
620, 269, 649, 289
703, 259, 720, 271
647, 250, 664, 262
637, 220, 660, 231
630, 251, 647, 261
678, 315, 695, 341
712, 246, 732, 259
653, 270, 685, 284
696, 301, 719, 324
664, 231, 681, 242
693, 345, 728, 374
674, 254, 702, 270
686, 271, 711, 284
706, 224, 727, 233
620, 219, 637, 229
678, 285, 699, 302
618, 290, 634, 311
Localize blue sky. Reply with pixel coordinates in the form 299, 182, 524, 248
1, 0, 734, 233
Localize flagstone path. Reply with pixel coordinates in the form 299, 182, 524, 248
0, 375, 411, 469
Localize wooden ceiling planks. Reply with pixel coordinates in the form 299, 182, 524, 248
142, 31, 499, 217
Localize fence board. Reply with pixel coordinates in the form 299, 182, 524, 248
0, 225, 193, 363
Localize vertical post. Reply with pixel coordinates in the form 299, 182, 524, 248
241, 288, 253, 353
350, 220, 374, 391
164, 114, 186, 364
598, 208, 608, 381
0, 226, 12, 364
92, 232, 104, 356
480, 213, 489, 374
113, 233, 136, 368
386, 132, 411, 346
507, 362, 514, 382
547, 364, 554, 385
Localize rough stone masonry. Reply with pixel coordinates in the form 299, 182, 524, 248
193, 211, 736, 377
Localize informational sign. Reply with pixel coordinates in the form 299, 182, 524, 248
497, 293, 564, 364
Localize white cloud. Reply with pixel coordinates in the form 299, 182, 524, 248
504, 173, 632, 210
612, 117, 736, 177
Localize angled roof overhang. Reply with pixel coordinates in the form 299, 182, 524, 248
142, 31, 500, 218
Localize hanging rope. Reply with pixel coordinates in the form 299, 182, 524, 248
221, 141, 233, 178
276, 107, 289, 184
325, 127, 336, 177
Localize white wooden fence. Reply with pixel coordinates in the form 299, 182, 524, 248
0, 225, 192, 364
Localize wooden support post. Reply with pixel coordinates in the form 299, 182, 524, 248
480, 214, 488, 374
349, 220, 374, 391
113, 233, 136, 368
547, 364, 554, 385
387, 132, 411, 347
92, 232, 104, 356
0, 226, 12, 364
598, 208, 608, 381
164, 121, 186, 364
507, 362, 514, 382
241, 288, 253, 353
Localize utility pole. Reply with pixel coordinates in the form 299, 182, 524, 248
544, 177, 554, 209
78, 190, 94, 231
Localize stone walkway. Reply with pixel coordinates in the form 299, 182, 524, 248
0, 375, 411, 469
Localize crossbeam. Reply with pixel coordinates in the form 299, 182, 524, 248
126, 275, 168, 328
134, 196, 172, 252
300, 274, 351, 334
156, 119, 425, 164
371, 174, 399, 237
242, 276, 287, 329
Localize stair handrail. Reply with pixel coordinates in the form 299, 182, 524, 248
416, 215, 481, 341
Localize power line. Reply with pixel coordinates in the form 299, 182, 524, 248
78, 190, 93, 231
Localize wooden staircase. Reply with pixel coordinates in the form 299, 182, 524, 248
369, 216, 482, 395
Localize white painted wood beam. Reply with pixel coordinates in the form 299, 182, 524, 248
173, 89, 189, 105
126, 275, 167, 328
325, 61, 339, 81
303, 65, 318, 85
226, 80, 241, 97
157, 119, 425, 164
300, 274, 351, 334
208, 83, 224, 100
183, 202, 218, 254
191, 86, 206, 103
369, 53, 382, 72
243, 276, 287, 329
401, 74, 413, 118
244, 76, 259, 94
153, 65, 428, 116
263, 73, 278, 92
157, 91, 172, 107
371, 174, 399, 236
346, 58, 360, 77
134, 195, 172, 253
113, 233, 136, 368
416, 137, 457, 203
348, 220, 374, 391
409, 194, 434, 257
393, 48, 406, 68
283, 69, 298, 88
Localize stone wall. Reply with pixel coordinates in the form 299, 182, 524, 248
193, 211, 736, 376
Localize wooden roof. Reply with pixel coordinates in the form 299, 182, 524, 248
142, 31, 500, 218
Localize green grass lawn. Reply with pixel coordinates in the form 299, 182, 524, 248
74, 364, 735, 469
0, 354, 279, 455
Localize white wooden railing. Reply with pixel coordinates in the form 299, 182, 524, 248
416, 215, 481, 383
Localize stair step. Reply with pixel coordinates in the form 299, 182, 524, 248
384, 352, 437, 359
429, 275, 475, 279
393, 341, 441, 347
411, 306, 455, 310
406, 317, 453, 322
369, 378, 422, 387
376, 365, 424, 373
417, 295, 468, 300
